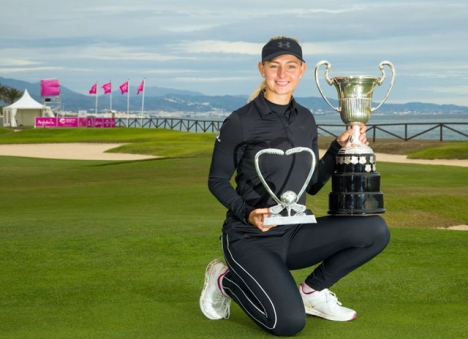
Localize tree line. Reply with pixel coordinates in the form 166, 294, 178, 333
0, 83, 23, 106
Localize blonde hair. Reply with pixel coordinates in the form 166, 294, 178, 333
248, 80, 267, 103
248, 36, 301, 102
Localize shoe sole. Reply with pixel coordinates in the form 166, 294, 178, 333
304, 305, 357, 322
200, 259, 224, 320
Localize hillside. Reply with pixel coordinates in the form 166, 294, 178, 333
2, 76, 468, 115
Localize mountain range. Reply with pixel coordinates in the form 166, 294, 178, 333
1, 76, 468, 115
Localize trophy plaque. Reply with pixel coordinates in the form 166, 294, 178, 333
314, 60, 395, 215
255, 147, 317, 226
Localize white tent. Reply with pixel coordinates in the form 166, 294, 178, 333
2, 89, 54, 127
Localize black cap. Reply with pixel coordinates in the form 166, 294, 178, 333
262, 37, 305, 63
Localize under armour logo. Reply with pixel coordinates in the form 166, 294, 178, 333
278, 42, 291, 49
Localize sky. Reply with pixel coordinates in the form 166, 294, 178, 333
1, 0, 467, 107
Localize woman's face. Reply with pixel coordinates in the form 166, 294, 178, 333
258, 54, 306, 104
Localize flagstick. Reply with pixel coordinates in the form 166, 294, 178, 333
141, 78, 145, 127
95, 81, 98, 115
109, 80, 112, 112
127, 79, 130, 128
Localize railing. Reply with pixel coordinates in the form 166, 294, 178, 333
115, 118, 468, 141
374, 123, 468, 141
115, 117, 222, 133
318, 123, 468, 141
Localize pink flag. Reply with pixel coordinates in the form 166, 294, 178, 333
40, 79, 60, 97
137, 79, 145, 95
89, 83, 98, 95
119, 81, 129, 94
102, 82, 112, 94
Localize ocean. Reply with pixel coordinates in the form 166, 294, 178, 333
168, 112, 468, 141
313, 113, 468, 141
4, 112, 465, 141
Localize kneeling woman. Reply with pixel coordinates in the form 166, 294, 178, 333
200, 36, 390, 337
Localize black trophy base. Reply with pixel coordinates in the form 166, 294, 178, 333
328, 151, 385, 216
328, 192, 385, 215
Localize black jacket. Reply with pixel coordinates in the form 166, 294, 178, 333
208, 93, 340, 238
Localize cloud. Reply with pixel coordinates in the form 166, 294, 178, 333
298, 4, 367, 15
176, 40, 261, 55
0, 59, 40, 66
145, 69, 199, 74
73, 44, 194, 62
1, 0, 467, 106
0, 66, 65, 73
422, 85, 468, 95
173, 76, 256, 83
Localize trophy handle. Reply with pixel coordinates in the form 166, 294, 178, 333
255, 147, 316, 207
255, 148, 284, 206
314, 60, 340, 112
285, 147, 316, 199
372, 61, 395, 112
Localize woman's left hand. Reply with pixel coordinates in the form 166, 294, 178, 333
248, 208, 275, 232
336, 125, 369, 148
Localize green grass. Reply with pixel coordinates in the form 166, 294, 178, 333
318, 136, 468, 160
407, 141, 468, 160
2, 127, 467, 160
1, 128, 467, 338
380, 163, 468, 227
0, 127, 216, 158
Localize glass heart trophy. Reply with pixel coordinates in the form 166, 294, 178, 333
255, 147, 317, 226
314, 60, 395, 215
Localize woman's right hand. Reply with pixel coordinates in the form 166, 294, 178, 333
248, 208, 275, 232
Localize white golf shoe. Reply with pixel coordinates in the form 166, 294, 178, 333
299, 284, 357, 321
200, 259, 231, 320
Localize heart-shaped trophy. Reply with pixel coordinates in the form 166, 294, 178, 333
254, 147, 317, 226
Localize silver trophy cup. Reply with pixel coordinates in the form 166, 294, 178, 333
315, 60, 395, 154
314, 61, 395, 215
254, 147, 317, 226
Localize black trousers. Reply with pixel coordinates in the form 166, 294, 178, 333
221, 215, 390, 337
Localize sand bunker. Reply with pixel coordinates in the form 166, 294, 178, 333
0, 143, 157, 161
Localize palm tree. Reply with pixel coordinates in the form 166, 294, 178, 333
0, 83, 9, 103
2, 87, 23, 105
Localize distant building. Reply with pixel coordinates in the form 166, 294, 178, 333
3, 89, 54, 127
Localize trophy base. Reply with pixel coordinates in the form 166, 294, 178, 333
331, 172, 381, 192
328, 151, 385, 216
263, 214, 317, 227
328, 192, 385, 215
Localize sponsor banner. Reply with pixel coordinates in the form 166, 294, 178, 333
36, 117, 57, 127
78, 118, 87, 127
94, 117, 104, 128
86, 117, 95, 128
58, 117, 79, 127
103, 118, 115, 128
36, 117, 115, 128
